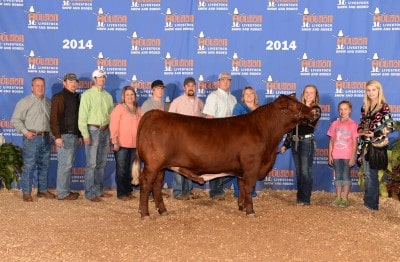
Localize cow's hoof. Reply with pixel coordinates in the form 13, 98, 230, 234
140, 213, 150, 219
159, 211, 169, 216
246, 213, 256, 217
139, 209, 150, 218
158, 208, 168, 215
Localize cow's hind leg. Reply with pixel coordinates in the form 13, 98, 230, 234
139, 167, 154, 218
153, 171, 167, 215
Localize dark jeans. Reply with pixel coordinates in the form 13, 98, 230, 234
362, 155, 379, 210
292, 138, 315, 204
114, 147, 135, 198
209, 177, 225, 198
173, 172, 193, 198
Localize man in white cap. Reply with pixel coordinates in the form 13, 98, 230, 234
203, 71, 237, 200
78, 69, 114, 202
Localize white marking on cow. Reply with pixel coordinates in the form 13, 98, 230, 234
169, 167, 230, 181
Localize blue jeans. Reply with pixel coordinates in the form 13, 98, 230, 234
362, 155, 379, 210
84, 126, 109, 199
56, 134, 78, 199
20, 135, 50, 194
232, 177, 257, 198
209, 177, 225, 198
333, 159, 351, 187
173, 173, 193, 197
114, 147, 135, 198
292, 138, 315, 204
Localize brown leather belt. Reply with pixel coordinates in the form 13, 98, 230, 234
29, 130, 49, 136
88, 124, 109, 131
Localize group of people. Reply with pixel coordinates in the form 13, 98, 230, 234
11, 70, 395, 210
280, 80, 395, 210
12, 70, 115, 202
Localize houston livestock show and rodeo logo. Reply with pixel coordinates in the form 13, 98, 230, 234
2, 1, 400, 192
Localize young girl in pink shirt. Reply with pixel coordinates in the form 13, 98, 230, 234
327, 100, 359, 207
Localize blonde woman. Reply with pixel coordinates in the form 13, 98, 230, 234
232, 86, 259, 198
357, 80, 394, 210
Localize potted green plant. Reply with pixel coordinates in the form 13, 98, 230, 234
0, 142, 23, 190
386, 121, 400, 200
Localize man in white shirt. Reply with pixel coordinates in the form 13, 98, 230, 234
203, 72, 237, 200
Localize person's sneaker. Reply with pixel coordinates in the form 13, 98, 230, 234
189, 192, 200, 200
175, 194, 190, 200
59, 193, 79, 200
119, 195, 131, 201
69, 191, 80, 197
89, 196, 102, 202
23, 194, 33, 202
100, 192, 112, 198
339, 198, 349, 208
37, 190, 56, 199
212, 194, 225, 201
332, 197, 342, 207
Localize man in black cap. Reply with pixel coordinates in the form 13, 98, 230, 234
50, 73, 83, 200
141, 79, 166, 114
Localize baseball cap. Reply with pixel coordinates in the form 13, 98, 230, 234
63, 73, 79, 82
218, 72, 231, 80
151, 79, 165, 89
184, 77, 196, 86
92, 69, 106, 79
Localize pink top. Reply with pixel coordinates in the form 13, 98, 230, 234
110, 103, 141, 148
168, 94, 205, 117
327, 118, 359, 159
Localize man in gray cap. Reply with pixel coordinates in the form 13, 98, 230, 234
50, 73, 82, 200
203, 71, 237, 200
78, 69, 114, 202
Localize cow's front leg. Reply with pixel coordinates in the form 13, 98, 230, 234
153, 171, 167, 215
244, 183, 255, 216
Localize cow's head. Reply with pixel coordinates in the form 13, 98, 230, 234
275, 94, 319, 123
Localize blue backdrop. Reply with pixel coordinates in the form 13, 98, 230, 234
1, 0, 399, 192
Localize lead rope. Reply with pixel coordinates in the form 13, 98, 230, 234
294, 124, 299, 151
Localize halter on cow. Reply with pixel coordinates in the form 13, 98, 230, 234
132, 94, 318, 218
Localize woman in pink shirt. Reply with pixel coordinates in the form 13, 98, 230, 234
110, 86, 141, 201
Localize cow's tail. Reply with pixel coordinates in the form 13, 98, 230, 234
131, 150, 141, 186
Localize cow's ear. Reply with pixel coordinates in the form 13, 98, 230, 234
289, 93, 296, 98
